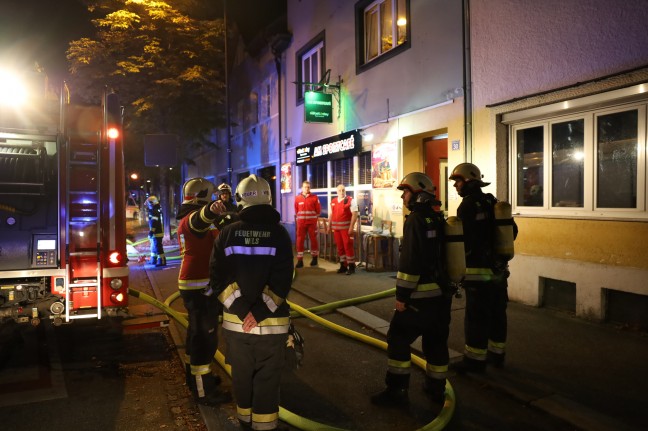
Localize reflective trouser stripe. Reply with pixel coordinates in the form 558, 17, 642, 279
464, 344, 488, 361
465, 267, 494, 281
426, 363, 448, 379
387, 358, 411, 375
252, 412, 279, 430
488, 340, 506, 354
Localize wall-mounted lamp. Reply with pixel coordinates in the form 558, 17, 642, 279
360, 131, 374, 142
283, 137, 291, 146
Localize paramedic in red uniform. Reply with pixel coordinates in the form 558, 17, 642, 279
176, 177, 230, 406
294, 180, 321, 268
328, 184, 359, 275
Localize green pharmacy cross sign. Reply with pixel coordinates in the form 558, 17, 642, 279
304, 91, 333, 123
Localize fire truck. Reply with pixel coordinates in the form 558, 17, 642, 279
0, 68, 129, 326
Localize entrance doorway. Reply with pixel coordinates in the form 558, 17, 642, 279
424, 136, 448, 214
258, 165, 277, 209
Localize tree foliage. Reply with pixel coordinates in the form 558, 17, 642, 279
67, 0, 226, 143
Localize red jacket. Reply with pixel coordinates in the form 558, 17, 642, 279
177, 205, 219, 290
330, 196, 354, 230
294, 193, 321, 225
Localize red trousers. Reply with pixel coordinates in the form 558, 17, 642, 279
333, 229, 355, 264
296, 222, 318, 260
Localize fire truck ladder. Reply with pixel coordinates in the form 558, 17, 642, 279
65, 131, 102, 321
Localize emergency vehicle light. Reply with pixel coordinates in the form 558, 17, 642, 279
111, 292, 125, 304
107, 127, 120, 140
108, 250, 122, 265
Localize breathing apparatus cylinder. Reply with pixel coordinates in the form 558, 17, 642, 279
494, 201, 515, 261
444, 216, 466, 284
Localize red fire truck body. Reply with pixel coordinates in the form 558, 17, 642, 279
0, 70, 129, 325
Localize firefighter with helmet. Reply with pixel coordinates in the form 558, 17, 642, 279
371, 172, 452, 408
176, 177, 230, 406
449, 162, 517, 373
210, 175, 293, 431
146, 195, 166, 266
215, 182, 239, 228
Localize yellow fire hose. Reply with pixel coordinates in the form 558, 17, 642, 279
129, 287, 456, 430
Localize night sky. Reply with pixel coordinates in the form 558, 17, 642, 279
0, 0, 285, 84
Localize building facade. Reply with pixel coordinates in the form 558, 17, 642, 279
469, 0, 648, 324
185, 0, 648, 327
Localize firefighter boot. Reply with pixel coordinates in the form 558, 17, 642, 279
488, 350, 505, 368
295, 259, 304, 268
423, 376, 447, 406
370, 372, 409, 407
193, 373, 231, 406
149, 256, 158, 265
155, 255, 167, 267
346, 263, 356, 275
336, 263, 348, 274
310, 256, 318, 266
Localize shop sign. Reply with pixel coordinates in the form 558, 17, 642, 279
296, 130, 361, 165
304, 91, 333, 123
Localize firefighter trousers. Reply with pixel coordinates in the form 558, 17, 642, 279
296, 222, 318, 259
225, 330, 286, 430
463, 279, 508, 362
180, 289, 221, 373
386, 296, 452, 385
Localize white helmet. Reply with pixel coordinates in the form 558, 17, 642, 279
182, 178, 215, 205
235, 175, 272, 209
217, 183, 232, 194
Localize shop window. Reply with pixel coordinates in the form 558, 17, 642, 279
331, 158, 353, 187
358, 151, 372, 185
296, 33, 325, 104
300, 162, 327, 189
510, 100, 647, 219
355, 0, 410, 73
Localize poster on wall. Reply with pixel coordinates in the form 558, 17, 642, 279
372, 142, 398, 188
356, 190, 373, 226
280, 163, 292, 194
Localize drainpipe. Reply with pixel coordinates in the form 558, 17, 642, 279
224, 0, 232, 185
463, 0, 473, 162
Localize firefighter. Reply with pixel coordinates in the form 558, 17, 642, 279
146, 196, 166, 266
216, 182, 240, 229
449, 162, 517, 373
327, 184, 359, 275
294, 180, 321, 268
210, 175, 293, 431
371, 172, 452, 408
176, 178, 230, 406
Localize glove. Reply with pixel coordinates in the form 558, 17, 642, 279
148, 230, 154, 238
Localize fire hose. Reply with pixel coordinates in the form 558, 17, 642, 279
129, 285, 456, 431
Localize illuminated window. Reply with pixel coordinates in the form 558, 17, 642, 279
356, 0, 409, 71
296, 32, 325, 104
510, 98, 647, 219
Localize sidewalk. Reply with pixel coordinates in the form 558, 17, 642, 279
291, 258, 648, 431
137, 249, 647, 431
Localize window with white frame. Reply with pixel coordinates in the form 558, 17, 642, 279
355, 0, 409, 71
509, 91, 647, 219
296, 33, 325, 103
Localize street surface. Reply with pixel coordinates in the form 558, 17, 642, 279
1, 219, 645, 430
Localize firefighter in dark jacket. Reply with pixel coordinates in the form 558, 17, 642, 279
146, 195, 166, 266
449, 162, 517, 373
371, 172, 452, 408
176, 178, 230, 406
210, 175, 293, 431
216, 182, 239, 228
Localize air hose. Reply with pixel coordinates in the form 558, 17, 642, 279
129, 287, 455, 431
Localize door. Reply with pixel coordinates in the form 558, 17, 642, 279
424, 136, 448, 214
